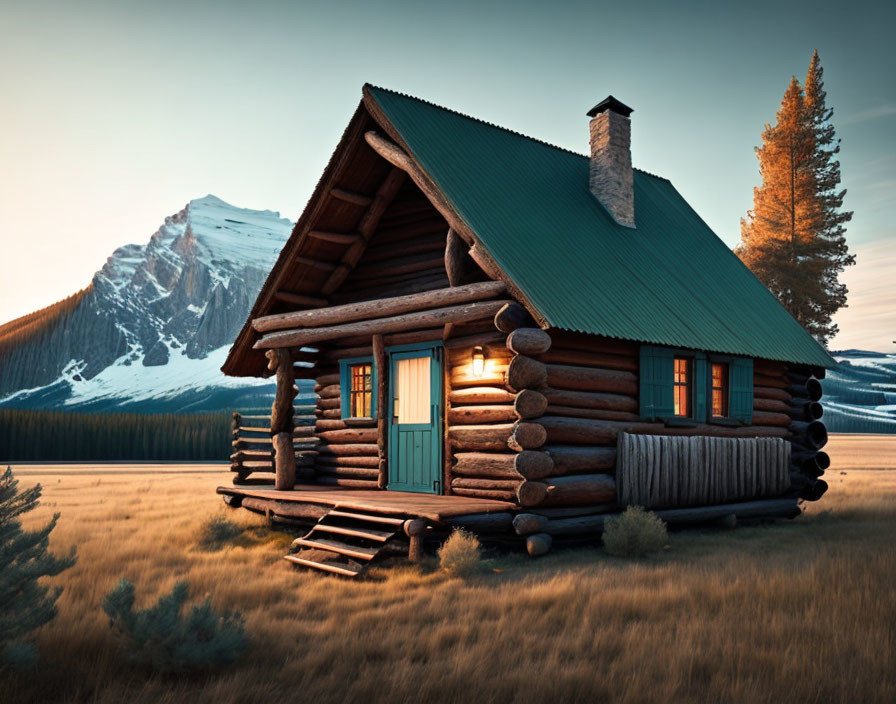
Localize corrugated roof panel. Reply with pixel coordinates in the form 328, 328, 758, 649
367, 85, 834, 368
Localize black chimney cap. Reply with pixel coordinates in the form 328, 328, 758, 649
587, 95, 634, 118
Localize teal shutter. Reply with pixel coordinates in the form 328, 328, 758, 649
639, 345, 675, 420
729, 357, 754, 424
694, 352, 707, 422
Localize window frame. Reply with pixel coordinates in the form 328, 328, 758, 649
338, 356, 377, 420
706, 353, 745, 426
672, 356, 693, 419
710, 360, 730, 419
640, 345, 753, 426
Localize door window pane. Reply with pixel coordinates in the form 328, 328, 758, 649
396, 356, 430, 424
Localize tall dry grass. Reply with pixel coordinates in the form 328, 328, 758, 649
2, 455, 895, 704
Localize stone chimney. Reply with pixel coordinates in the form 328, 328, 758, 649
587, 96, 635, 228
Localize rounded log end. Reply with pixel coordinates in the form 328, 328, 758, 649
526, 533, 553, 557
403, 518, 427, 537
815, 451, 830, 471
517, 480, 548, 507
807, 401, 823, 420
806, 420, 828, 450
494, 302, 535, 334
514, 389, 549, 419
507, 328, 552, 355
800, 478, 828, 501
506, 355, 548, 392
509, 422, 547, 451
514, 450, 554, 480
806, 377, 823, 402
512, 513, 546, 536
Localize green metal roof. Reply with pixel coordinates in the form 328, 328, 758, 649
366, 85, 834, 368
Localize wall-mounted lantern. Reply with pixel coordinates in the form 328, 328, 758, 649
471, 346, 486, 377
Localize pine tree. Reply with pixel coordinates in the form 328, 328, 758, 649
0, 466, 76, 666
737, 51, 854, 344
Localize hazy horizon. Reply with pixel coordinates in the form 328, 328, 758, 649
1, 0, 893, 352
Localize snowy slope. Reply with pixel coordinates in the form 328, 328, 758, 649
0, 196, 296, 413
823, 351, 896, 433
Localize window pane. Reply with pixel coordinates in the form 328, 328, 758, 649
349, 363, 372, 418
673, 357, 690, 417
396, 356, 430, 424
711, 362, 728, 417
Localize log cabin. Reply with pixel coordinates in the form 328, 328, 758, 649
218, 85, 834, 576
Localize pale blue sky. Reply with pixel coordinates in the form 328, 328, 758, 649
1, 0, 893, 350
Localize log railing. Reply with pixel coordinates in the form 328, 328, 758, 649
230, 409, 317, 484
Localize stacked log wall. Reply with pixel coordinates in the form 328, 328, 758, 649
754, 359, 829, 501
466, 308, 818, 511
311, 363, 380, 488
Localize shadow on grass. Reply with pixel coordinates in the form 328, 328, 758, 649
197, 513, 296, 552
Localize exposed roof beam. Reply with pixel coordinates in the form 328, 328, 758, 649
273, 291, 328, 308
295, 256, 339, 272
307, 230, 363, 245
330, 188, 373, 207
362, 130, 547, 328
320, 167, 407, 296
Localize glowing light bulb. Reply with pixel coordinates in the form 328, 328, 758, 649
472, 346, 485, 377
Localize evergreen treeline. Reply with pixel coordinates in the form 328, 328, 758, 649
0, 409, 231, 461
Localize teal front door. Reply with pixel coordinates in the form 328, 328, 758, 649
388, 343, 443, 494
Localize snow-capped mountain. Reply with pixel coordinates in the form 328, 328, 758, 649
0, 195, 293, 412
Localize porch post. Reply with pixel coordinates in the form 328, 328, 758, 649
267, 348, 296, 491
373, 333, 388, 489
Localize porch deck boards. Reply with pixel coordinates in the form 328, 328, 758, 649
217, 483, 515, 523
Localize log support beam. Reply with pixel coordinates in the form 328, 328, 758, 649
404, 518, 427, 563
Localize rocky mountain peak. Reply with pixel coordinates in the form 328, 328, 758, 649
0, 196, 292, 410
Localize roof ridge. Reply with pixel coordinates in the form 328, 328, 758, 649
364, 83, 669, 182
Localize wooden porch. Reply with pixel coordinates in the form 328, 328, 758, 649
218, 483, 517, 577
217, 483, 516, 524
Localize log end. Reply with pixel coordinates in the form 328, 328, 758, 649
517, 480, 548, 507
526, 533, 553, 558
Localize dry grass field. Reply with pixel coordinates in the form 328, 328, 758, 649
3, 436, 896, 704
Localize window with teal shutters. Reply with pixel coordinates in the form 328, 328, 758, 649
338, 356, 377, 420
639, 346, 675, 420
729, 357, 754, 423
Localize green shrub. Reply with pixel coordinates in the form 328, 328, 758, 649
0, 466, 77, 667
438, 528, 481, 576
103, 579, 248, 673
198, 513, 243, 550
603, 506, 669, 557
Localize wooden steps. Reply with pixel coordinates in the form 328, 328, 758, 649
284, 507, 410, 577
